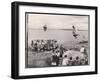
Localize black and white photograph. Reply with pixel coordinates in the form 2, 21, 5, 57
11, 2, 97, 79
25, 13, 89, 68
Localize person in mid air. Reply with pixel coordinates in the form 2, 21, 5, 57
43, 25, 47, 31
72, 25, 79, 39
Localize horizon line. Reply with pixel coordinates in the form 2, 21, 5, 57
28, 28, 88, 31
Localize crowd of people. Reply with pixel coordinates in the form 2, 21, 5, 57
51, 49, 88, 66
30, 39, 65, 52
30, 39, 88, 66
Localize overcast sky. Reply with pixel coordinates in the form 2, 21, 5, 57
27, 13, 89, 30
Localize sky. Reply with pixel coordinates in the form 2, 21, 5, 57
27, 13, 89, 30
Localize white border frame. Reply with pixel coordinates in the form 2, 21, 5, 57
19, 5, 95, 76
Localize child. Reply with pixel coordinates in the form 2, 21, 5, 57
74, 56, 80, 65
80, 59, 86, 65
62, 55, 69, 66
68, 57, 74, 66
51, 52, 59, 66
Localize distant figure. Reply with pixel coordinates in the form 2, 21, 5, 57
60, 45, 65, 57
43, 25, 47, 31
80, 46, 88, 57
34, 43, 38, 52
31, 40, 34, 47
80, 46, 85, 53
72, 25, 79, 39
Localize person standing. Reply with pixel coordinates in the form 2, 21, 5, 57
60, 45, 65, 57
34, 43, 38, 52
56, 51, 60, 66
51, 51, 59, 66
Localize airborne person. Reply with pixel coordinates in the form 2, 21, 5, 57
43, 25, 47, 31
72, 25, 79, 39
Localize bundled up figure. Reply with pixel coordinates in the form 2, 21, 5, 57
62, 55, 69, 66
